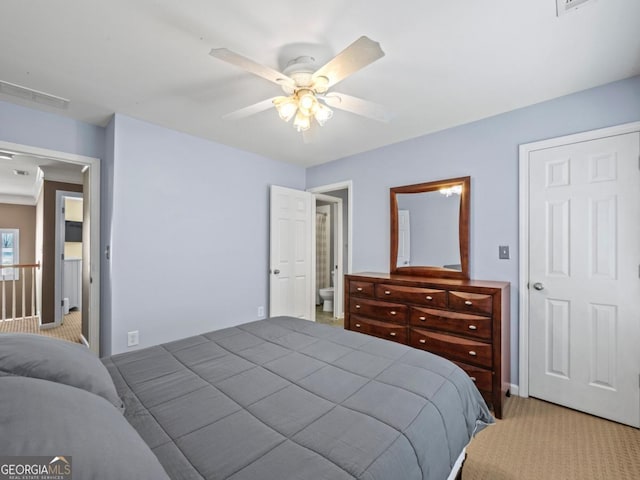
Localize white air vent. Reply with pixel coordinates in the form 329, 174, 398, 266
0, 80, 70, 109
557, 0, 597, 16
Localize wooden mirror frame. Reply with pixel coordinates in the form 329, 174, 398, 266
390, 176, 470, 279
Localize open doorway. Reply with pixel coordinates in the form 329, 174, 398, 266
308, 181, 352, 326
54, 191, 84, 344
0, 140, 100, 354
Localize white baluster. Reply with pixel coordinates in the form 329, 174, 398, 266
31, 266, 36, 320
12, 275, 16, 320
1, 270, 5, 321
21, 267, 26, 321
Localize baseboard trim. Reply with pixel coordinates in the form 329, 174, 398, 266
39, 322, 60, 330
509, 384, 520, 397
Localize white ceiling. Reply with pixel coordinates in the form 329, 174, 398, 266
0, 0, 638, 168
0, 153, 83, 203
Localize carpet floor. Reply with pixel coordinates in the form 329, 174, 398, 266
464, 395, 640, 480
0, 310, 82, 344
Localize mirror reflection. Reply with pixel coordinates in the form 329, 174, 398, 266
390, 176, 470, 279
396, 189, 462, 269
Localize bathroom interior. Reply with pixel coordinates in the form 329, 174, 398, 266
315, 188, 348, 326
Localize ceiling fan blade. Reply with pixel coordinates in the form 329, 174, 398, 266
312, 36, 385, 89
322, 92, 391, 123
210, 48, 295, 89
222, 97, 277, 120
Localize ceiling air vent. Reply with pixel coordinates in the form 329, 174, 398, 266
557, 0, 597, 16
0, 80, 70, 109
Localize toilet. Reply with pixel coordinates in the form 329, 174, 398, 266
318, 271, 335, 312
318, 287, 334, 312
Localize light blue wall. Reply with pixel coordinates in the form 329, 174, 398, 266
108, 114, 305, 354
3, 76, 639, 367
0, 101, 105, 159
0, 102, 305, 356
306, 75, 640, 386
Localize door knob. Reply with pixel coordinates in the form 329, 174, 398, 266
273, 269, 280, 275
533, 282, 544, 291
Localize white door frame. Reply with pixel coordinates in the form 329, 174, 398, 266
307, 181, 353, 274
518, 121, 640, 398
313, 194, 344, 319
0, 140, 101, 355
308, 180, 353, 320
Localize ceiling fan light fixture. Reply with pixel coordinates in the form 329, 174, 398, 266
314, 103, 333, 126
293, 110, 311, 132
297, 89, 317, 116
273, 96, 298, 122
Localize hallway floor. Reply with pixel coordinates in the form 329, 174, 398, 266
0, 310, 82, 344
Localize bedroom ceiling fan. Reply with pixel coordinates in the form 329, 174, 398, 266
209, 36, 390, 133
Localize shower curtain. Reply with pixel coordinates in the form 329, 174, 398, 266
316, 212, 330, 305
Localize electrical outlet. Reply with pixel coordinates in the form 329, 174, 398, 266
127, 330, 139, 347
499, 245, 510, 260
257, 306, 265, 319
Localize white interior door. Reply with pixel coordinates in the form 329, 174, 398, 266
528, 132, 640, 427
269, 185, 312, 319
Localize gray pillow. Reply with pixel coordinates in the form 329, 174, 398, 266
0, 333, 123, 410
0, 376, 170, 480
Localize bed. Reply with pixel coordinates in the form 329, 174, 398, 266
0, 316, 493, 480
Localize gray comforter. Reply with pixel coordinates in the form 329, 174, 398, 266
103, 316, 492, 480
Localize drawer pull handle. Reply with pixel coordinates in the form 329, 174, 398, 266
419, 316, 426, 321
390, 311, 397, 315
384, 290, 391, 295
356, 287, 363, 291
390, 332, 397, 337
468, 325, 477, 330
426, 295, 433, 301
355, 323, 361, 328
470, 376, 477, 382
464, 300, 473, 306
419, 339, 426, 344
469, 350, 477, 356
355, 305, 361, 309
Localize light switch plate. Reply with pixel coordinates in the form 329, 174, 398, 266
499, 245, 510, 260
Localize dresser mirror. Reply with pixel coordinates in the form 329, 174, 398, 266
390, 176, 470, 279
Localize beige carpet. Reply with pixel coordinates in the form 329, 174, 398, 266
464, 395, 640, 480
0, 310, 82, 344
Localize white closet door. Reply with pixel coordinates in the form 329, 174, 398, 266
528, 132, 640, 427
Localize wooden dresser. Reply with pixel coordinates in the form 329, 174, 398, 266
345, 272, 510, 418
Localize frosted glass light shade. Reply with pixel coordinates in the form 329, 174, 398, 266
273, 96, 298, 122
293, 111, 311, 132
314, 103, 333, 126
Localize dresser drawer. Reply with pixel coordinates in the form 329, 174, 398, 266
409, 307, 492, 340
350, 297, 408, 324
454, 361, 493, 393
449, 291, 493, 316
409, 328, 492, 368
375, 284, 447, 308
350, 316, 407, 343
349, 281, 375, 298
